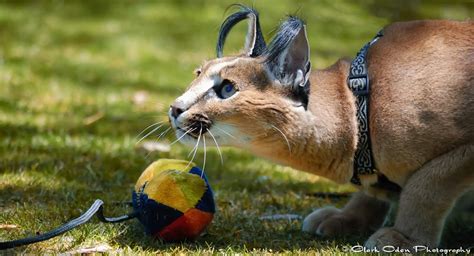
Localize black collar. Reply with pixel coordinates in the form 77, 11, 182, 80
347, 30, 401, 192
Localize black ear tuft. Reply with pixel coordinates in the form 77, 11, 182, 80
216, 5, 266, 58
263, 16, 311, 108
263, 16, 305, 68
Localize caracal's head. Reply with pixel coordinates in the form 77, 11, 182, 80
169, 6, 312, 160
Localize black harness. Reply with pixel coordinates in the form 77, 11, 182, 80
347, 30, 401, 192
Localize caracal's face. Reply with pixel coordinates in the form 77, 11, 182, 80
168, 10, 311, 157
168, 56, 304, 153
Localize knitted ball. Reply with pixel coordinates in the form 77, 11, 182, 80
132, 159, 215, 242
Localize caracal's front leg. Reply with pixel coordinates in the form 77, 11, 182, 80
365, 144, 474, 249
302, 192, 390, 237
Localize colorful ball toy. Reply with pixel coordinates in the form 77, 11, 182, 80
0, 159, 215, 250
132, 159, 215, 241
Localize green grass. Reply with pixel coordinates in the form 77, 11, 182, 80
0, 0, 472, 254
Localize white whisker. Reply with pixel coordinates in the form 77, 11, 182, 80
136, 123, 164, 144
169, 127, 195, 146
186, 128, 200, 158
136, 121, 163, 140
207, 129, 224, 165
202, 130, 206, 178
187, 140, 198, 158
186, 127, 202, 170
214, 125, 239, 141
143, 127, 172, 160
156, 127, 171, 141
186, 130, 200, 163
270, 124, 291, 153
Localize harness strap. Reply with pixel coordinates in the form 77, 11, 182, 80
348, 30, 383, 186
347, 31, 401, 193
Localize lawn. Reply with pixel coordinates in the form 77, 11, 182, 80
0, 0, 472, 254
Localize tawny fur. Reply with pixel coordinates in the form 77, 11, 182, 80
170, 20, 473, 249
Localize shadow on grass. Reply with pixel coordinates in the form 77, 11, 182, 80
2, 120, 474, 251
1, 119, 473, 251
113, 221, 364, 252
110, 208, 474, 252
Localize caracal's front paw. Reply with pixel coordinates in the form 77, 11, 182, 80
302, 206, 365, 237
365, 227, 418, 250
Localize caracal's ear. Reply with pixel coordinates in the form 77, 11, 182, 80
216, 5, 267, 58
264, 17, 311, 106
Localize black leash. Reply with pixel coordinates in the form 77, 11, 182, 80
0, 199, 138, 250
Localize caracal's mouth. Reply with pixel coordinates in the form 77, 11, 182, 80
176, 126, 202, 139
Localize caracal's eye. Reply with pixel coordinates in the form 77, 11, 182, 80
194, 68, 202, 77
216, 79, 237, 99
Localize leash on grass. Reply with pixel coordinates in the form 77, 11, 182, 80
1, 160, 217, 249
0, 200, 138, 250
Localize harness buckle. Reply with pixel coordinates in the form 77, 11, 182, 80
348, 74, 370, 96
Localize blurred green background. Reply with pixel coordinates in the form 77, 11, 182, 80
0, 0, 472, 254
